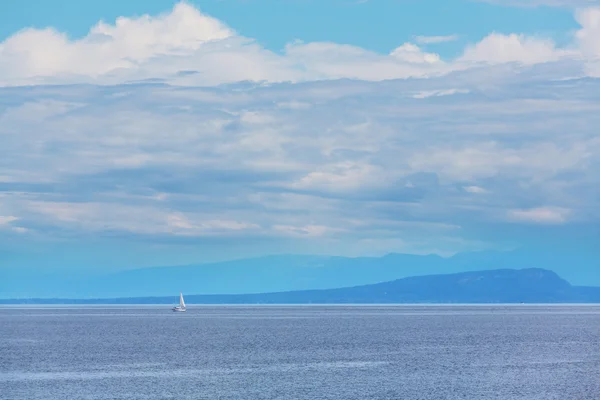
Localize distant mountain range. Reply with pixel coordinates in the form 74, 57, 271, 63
4, 268, 600, 304
3, 248, 599, 299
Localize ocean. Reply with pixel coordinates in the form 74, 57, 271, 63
1, 305, 599, 399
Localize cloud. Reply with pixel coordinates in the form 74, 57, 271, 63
507, 207, 571, 224
1, 3, 599, 87
575, 7, 600, 76
459, 33, 564, 65
289, 162, 387, 192
26, 200, 261, 237
1, 71, 599, 254
1, 3, 600, 256
415, 35, 460, 45
0, 2, 447, 86
0, 3, 234, 84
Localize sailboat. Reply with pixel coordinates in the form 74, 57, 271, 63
172, 292, 186, 312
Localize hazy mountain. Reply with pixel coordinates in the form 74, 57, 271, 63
5, 268, 600, 304
3, 248, 599, 299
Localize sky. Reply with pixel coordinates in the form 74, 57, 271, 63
1, 0, 600, 275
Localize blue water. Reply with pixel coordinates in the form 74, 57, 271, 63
1, 305, 599, 399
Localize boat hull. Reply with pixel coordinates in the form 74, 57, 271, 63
172, 307, 186, 312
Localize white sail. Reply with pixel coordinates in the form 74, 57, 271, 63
172, 292, 186, 312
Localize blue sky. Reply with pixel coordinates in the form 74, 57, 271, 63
0, 0, 582, 56
1, 0, 600, 277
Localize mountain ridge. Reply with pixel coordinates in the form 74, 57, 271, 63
4, 268, 600, 304
3, 248, 599, 298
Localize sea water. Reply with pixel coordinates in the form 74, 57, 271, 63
1, 305, 599, 399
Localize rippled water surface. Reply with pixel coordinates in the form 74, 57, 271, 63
1, 305, 600, 399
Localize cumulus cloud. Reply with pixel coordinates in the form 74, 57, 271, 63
0, 3, 599, 86
0, 3, 234, 83
575, 7, 600, 76
459, 33, 564, 65
0, 2, 447, 86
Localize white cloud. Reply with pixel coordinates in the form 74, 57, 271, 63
0, 3, 447, 86
575, 7, 600, 76
415, 35, 460, 45
459, 33, 564, 65
507, 207, 571, 224
0, 3, 234, 84
576, 8, 600, 54
1, 3, 599, 86
389, 43, 442, 64
478, 0, 600, 75
280, 41, 445, 82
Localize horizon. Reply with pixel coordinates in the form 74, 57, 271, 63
4, 246, 600, 299
3, 266, 599, 303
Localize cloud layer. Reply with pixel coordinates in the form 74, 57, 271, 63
2, 73, 600, 253
1, 3, 600, 86
1, 3, 599, 257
